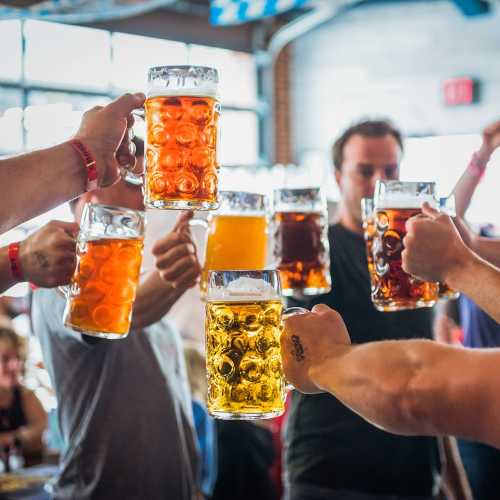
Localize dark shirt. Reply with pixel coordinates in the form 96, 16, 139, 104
0, 387, 27, 434
285, 223, 441, 496
460, 294, 500, 348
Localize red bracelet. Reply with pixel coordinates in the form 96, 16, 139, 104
8, 242, 24, 282
69, 139, 99, 191
467, 152, 487, 180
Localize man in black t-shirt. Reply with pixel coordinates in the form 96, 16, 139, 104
284, 120, 442, 499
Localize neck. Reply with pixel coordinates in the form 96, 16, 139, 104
337, 202, 363, 235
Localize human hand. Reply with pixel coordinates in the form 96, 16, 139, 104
477, 120, 500, 163
402, 203, 471, 283
74, 93, 145, 187
152, 211, 201, 293
281, 304, 351, 394
20, 221, 78, 287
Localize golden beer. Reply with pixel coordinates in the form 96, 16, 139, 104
201, 215, 268, 294
206, 299, 285, 419
65, 238, 143, 337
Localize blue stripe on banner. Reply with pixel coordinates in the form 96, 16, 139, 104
237, 0, 248, 21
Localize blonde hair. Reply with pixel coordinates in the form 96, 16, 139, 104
0, 317, 26, 362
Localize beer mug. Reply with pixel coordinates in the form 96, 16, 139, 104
62, 203, 145, 339
273, 188, 331, 297
193, 191, 269, 297
142, 65, 221, 210
205, 270, 302, 420
361, 198, 377, 292
372, 181, 439, 311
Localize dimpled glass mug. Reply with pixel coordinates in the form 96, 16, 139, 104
205, 270, 306, 420
62, 203, 145, 339
141, 65, 221, 210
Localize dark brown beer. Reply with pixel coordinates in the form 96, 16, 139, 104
372, 208, 438, 311
273, 211, 330, 295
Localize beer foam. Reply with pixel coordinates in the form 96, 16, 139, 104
147, 88, 218, 99
208, 277, 280, 302
375, 195, 437, 209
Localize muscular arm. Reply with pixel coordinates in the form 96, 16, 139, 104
309, 340, 500, 448
471, 236, 500, 268
0, 144, 86, 234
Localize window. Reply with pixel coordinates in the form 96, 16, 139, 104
0, 87, 23, 154
0, 21, 22, 83
402, 135, 500, 226
24, 20, 111, 91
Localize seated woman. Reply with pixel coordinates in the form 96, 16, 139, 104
0, 317, 47, 466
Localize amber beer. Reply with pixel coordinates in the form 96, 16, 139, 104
273, 188, 331, 297
205, 271, 285, 419
372, 181, 439, 311
198, 191, 269, 296
62, 204, 145, 339
144, 66, 220, 210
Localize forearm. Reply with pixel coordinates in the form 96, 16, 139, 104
471, 236, 500, 268
309, 339, 495, 441
0, 142, 86, 233
131, 271, 184, 329
0, 247, 18, 294
446, 251, 500, 322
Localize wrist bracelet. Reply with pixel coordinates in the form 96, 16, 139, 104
467, 151, 487, 180
69, 139, 99, 191
8, 242, 24, 282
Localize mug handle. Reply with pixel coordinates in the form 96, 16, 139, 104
120, 109, 145, 186
282, 306, 309, 391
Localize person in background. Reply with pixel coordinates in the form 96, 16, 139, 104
284, 119, 467, 500
0, 316, 47, 467
31, 138, 202, 500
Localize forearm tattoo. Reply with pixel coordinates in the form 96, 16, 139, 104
291, 335, 305, 362
35, 251, 50, 269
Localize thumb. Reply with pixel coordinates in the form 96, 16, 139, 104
173, 210, 194, 233
105, 92, 145, 118
421, 201, 440, 219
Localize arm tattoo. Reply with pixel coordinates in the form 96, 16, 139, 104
34, 251, 50, 269
291, 335, 305, 362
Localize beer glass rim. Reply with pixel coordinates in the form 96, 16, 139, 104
148, 65, 218, 78
374, 180, 437, 209
214, 191, 268, 214
83, 202, 146, 218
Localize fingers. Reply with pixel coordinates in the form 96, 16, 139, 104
152, 230, 192, 256
51, 221, 80, 237
106, 93, 145, 118
421, 201, 440, 218
173, 211, 194, 233
158, 255, 200, 283
155, 241, 196, 270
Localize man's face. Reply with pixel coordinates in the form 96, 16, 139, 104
74, 157, 145, 223
335, 134, 401, 225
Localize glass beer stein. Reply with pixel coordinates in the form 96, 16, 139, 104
143, 65, 221, 210
361, 198, 377, 293
372, 181, 439, 311
194, 191, 269, 297
205, 270, 303, 420
438, 196, 460, 300
62, 204, 145, 339
273, 187, 331, 297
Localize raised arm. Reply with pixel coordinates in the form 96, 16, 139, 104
452, 119, 500, 218
0, 93, 145, 234
281, 305, 500, 449
130, 212, 201, 330
403, 203, 500, 322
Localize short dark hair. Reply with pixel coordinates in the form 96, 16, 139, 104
332, 119, 403, 171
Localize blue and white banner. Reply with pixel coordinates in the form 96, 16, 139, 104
210, 0, 312, 25
0, 0, 176, 23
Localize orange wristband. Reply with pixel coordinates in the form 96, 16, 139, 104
69, 139, 99, 191
8, 242, 24, 282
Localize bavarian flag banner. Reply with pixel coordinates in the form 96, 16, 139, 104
210, 0, 311, 25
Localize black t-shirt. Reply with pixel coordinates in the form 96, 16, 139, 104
285, 223, 441, 496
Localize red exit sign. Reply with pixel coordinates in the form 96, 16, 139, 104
443, 77, 479, 106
